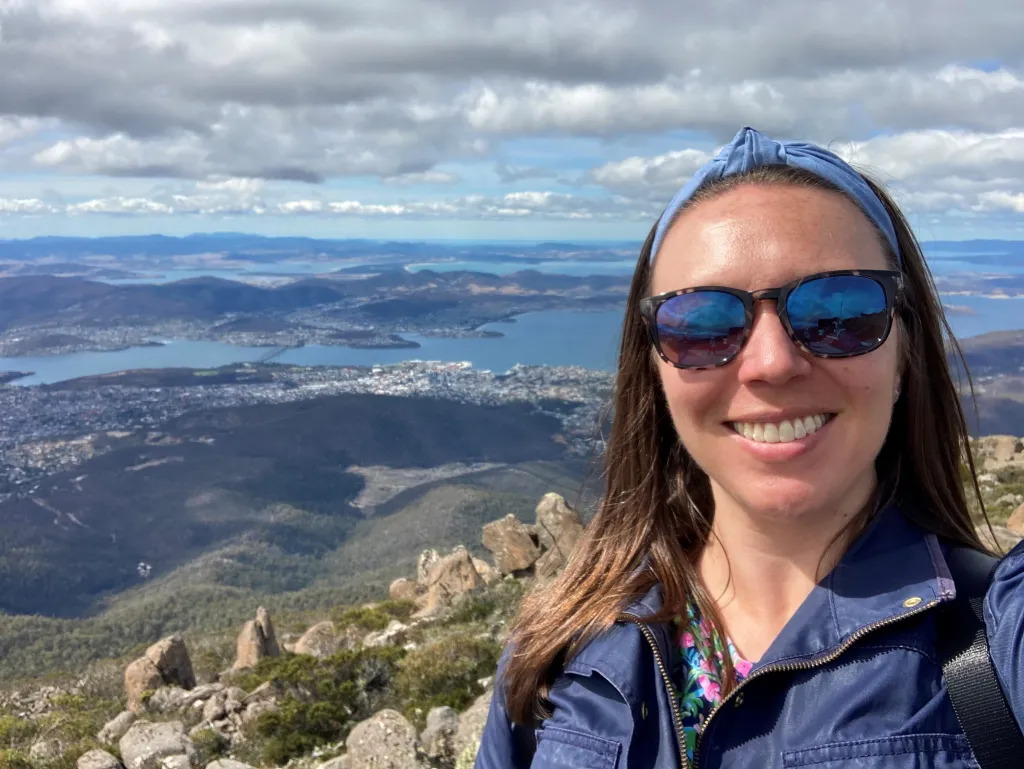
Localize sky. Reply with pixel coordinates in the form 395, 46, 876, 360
2, 0, 1024, 242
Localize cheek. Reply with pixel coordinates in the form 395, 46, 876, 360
657, 360, 728, 432
830, 352, 899, 417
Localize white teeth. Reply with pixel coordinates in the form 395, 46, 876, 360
778, 420, 796, 443
731, 414, 831, 444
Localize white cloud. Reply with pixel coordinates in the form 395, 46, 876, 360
7, 185, 652, 221
835, 129, 1024, 182
590, 149, 713, 197
584, 128, 1024, 218
465, 78, 795, 137
977, 191, 1024, 214
66, 197, 175, 215
0, 0, 1023, 232
382, 171, 460, 185
0, 197, 56, 214
0, 117, 46, 146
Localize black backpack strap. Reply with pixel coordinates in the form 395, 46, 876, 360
937, 545, 1024, 768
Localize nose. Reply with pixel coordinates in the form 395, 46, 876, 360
734, 302, 813, 384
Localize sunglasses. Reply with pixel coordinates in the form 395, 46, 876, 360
639, 269, 903, 370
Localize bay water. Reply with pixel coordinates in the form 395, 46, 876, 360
4, 252, 1024, 385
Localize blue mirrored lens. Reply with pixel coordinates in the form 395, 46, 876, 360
656, 291, 747, 367
786, 275, 889, 355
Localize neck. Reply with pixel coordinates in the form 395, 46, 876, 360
697, 480, 877, 661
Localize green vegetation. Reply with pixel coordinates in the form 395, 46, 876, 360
331, 600, 416, 633
0, 691, 122, 769
232, 628, 500, 764
0, 463, 575, 684
237, 648, 405, 765
442, 579, 528, 627
191, 727, 230, 765
0, 570, 528, 769
0, 751, 33, 769
394, 633, 500, 731
0, 393, 568, 619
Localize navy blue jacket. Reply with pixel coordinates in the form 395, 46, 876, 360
476, 506, 1024, 768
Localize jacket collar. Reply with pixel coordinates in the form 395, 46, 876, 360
620, 503, 956, 670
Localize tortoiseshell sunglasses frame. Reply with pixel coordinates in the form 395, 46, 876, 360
638, 269, 904, 370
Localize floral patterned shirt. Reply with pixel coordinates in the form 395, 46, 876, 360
673, 603, 753, 762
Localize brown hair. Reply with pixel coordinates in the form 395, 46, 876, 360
501, 164, 991, 724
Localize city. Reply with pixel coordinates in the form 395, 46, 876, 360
0, 361, 613, 502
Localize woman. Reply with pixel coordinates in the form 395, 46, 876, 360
475, 127, 1024, 768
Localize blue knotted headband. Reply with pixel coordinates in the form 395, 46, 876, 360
649, 127, 901, 267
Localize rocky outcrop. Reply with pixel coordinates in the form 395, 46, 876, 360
123, 635, 198, 713
29, 738, 63, 763
98, 710, 137, 745
344, 709, 426, 769
293, 620, 340, 658
420, 705, 460, 763
417, 550, 441, 584
389, 577, 423, 601
414, 546, 483, 618
1008, 503, 1024, 536
77, 749, 122, 769
477, 493, 583, 582
119, 720, 198, 769
975, 435, 1024, 471
453, 690, 494, 769
256, 607, 281, 657
533, 493, 585, 577
363, 620, 409, 648
124, 657, 164, 713
231, 606, 281, 671
977, 523, 1024, 554
482, 514, 541, 575
23, 492, 588, 769
144, 635, 196, 690
148, 682, 225, 714
472, 557, 501, 586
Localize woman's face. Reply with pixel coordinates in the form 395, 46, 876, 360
650, 183, 902, 523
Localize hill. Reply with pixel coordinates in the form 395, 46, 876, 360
0, 393, 579, 619
0, 271, 629, 355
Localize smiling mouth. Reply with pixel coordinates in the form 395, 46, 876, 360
729, 413, 835, 444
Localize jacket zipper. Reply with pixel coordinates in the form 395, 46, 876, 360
618, 612, 690, 769
618, 598, 941, 769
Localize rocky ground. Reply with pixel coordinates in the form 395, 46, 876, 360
0, 493, 582, 769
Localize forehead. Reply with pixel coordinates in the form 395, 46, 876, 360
650, 183, 890, 294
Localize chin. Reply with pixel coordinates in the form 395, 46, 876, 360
725, 475, 834, 522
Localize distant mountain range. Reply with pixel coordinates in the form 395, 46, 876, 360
0, 233, 638, 264
0, 233, 1022, 263
0, 272, 630, 351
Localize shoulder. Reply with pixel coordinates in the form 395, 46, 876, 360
984, 537, 1024, 631
981, 538, 1024, 730
566, 617, 667, 705
477, 619, 669, 769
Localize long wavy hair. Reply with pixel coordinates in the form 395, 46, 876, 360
501, 164, 992, 724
